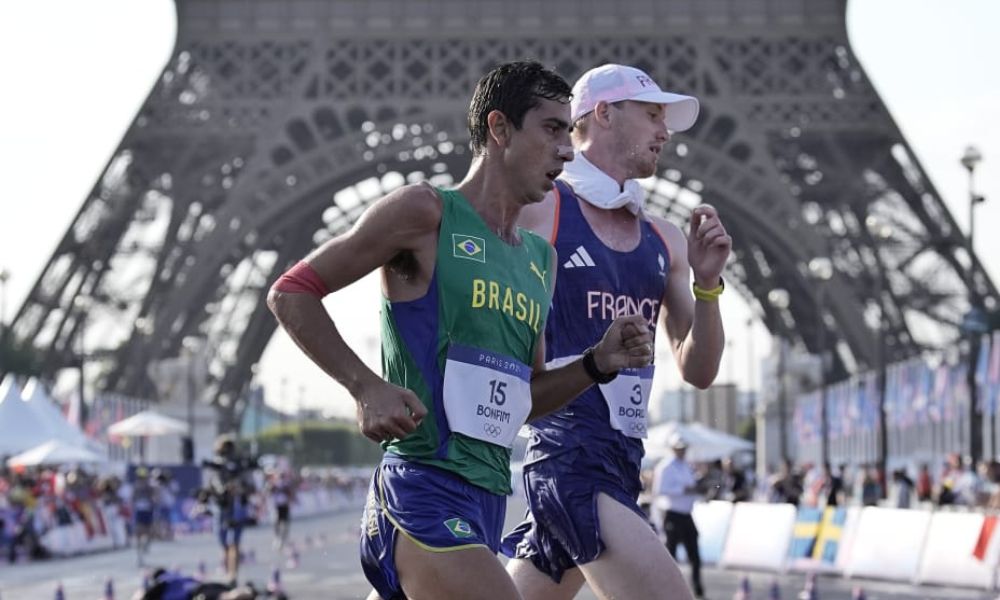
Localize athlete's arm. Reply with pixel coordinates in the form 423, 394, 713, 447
267, 183, 438, 442
526, 251, 654, 420
652, 206, 728, 389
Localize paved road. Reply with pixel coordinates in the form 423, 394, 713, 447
0, 501, 994, 599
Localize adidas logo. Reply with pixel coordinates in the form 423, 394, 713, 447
563, 245, 596, 269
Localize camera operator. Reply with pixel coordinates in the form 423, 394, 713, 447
201, 435, 258, 586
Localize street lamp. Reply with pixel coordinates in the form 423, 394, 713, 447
767, 288, 791, 464
865, 215, 893, 481
961, 145, 987, 461
181, 336, 204, 464
961, 145, 984, 264
808, 257, 834, 466
72, 295, 93, 426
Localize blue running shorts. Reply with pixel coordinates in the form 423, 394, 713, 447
360, 454, 507, 600
501, 450, 645, 582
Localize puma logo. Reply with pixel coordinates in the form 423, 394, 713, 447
529, 261, 547, 290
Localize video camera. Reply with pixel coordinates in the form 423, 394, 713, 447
201, 455, 260, 481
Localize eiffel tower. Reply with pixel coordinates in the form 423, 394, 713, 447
7, 0, 997, 429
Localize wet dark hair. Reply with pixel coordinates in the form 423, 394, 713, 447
467, 60, 571, 156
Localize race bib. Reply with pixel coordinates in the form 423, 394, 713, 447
442, 343, 533, 448
599, 366, 654, 438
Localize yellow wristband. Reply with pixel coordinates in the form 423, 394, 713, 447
693, 278, 724, 302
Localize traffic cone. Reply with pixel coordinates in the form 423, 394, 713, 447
54, 583, 65, 600
103, 577, 114, 600
851, 587, 865, 600
797, 572, 817, 600
267, 568, 283, 594
768, 579, 781, 600
196, 560, 207, 580
285, 544, 300, 569
733, 574, 751, 600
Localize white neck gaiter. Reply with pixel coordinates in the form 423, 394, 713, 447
558, 152, 644, 215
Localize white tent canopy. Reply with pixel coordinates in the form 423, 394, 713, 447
108, 410, 188, 437
645, 421, 754, 463
0, 375, 54, 456
6, 439, 107, 467
21, 378, 93, 450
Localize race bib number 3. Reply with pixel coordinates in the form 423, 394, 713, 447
442, 343, 533, 448
599, 366, 654, 438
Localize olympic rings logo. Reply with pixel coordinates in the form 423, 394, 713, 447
629, 422, 647, 435
483, 423, 503, 438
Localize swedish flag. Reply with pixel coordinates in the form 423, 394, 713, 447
789, 507, 823, 558
812, 507, 846, 564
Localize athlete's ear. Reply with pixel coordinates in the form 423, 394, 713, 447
592, 100, 614, 129
487, 109, 511, 149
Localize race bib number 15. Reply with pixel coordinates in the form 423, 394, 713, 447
442, 343, 533, 448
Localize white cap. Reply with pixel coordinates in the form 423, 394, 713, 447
571, 64, 700, 132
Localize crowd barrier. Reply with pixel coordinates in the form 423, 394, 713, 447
36, 501, 128, 557
31, 486, 366, 558
679, 500, 1000, 591
719, 502, 796, 572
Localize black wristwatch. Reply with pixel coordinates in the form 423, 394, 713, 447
582, 346, 618, 384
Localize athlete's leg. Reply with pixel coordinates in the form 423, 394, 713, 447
279, 512, 290, 547
507, 558, 586, 600
578, 493, 693, 600
225, 543, 240, 583
395, 533, 523, 600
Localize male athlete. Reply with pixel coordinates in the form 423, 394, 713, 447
268, 61, 655, 600
502, 64, 730, 600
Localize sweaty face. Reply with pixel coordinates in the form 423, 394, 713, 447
505, 97, 573, 203
609, 101, 670, 179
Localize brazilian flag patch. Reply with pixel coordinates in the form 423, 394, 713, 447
443, 517, 475, 539
452, 234, 486, 263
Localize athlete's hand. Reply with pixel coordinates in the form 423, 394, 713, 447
354, 381, 427, 443
688, 204, 732, 288
592, 314, 655, 373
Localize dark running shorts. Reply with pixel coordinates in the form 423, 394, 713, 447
500, 451, 645, 583
359, 455, 506, 600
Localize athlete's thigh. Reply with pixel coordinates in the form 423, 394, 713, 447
506, 557, 586, 600
578, 493, 693, 600
395, 533, 522, 600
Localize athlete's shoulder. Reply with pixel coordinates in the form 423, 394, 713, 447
517, 188, 559, 241
645, 212, 685, 251
365, 182, 443, 237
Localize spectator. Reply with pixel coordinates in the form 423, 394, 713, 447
769, 460, 802, 505
892, 468, 914, 509
823, 463, 845, 507
720, 457, 751, 503
916, 463, 933, 502
652, 436, 706, 599
860, 466, 882, 506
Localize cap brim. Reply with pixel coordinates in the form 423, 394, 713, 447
632, 91, 700, 132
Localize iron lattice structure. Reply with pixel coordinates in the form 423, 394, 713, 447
8, 0, 997, 423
